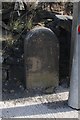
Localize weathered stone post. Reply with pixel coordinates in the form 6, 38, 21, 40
68, 2, 80, 109
24, 27, 59, 90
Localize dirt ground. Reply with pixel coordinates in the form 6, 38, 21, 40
2, 72, 69, 101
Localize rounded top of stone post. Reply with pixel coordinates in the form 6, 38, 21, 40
25, 26, 56, 42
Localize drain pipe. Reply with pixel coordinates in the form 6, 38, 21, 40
68, 2, 80, 110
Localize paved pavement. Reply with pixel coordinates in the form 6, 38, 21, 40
0, 88, 79, 118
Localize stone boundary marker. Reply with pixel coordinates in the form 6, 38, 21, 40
24, 27, 59, 90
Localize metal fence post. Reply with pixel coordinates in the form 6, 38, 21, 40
68, 2, 80, 109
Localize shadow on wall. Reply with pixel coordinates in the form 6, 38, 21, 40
59, 27, 71, 85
